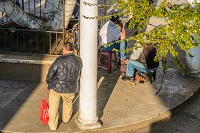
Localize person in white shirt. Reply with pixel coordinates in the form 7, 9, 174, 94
99, 12, 127, 61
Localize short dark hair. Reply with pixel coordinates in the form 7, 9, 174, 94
110, 12, 119, 23
63, 42, 73, 51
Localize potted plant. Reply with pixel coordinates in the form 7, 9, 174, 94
186, 34, 200, 77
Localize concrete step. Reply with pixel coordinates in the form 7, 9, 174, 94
0, 53, 58, 82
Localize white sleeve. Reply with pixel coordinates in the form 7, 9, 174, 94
99, 21, 121, 45
130, 47, 143, 60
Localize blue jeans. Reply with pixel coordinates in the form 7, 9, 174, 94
126, 59, 152, 77
102, 40, 127, 60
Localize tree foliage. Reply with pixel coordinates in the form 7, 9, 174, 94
111, 0, 200, 73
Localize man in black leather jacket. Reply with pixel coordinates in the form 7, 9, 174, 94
46, 42, 82, 130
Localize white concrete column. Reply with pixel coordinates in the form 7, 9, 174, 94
76, 0, 101, 130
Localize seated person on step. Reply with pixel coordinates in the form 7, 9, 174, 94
121, 43, 159, 84
99, 12, 127, 62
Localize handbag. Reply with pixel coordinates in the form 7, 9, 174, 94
135, 71, 149, 83
40, 88, 49, 124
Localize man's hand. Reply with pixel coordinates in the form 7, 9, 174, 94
118, 20, 126, 40
121, 58, 129, 65
118, 20, 123, 28
124, 58, 129, 64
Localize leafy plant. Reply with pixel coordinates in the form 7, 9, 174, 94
108, 0, 200, 74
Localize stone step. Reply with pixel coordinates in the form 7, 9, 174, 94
0, 53, 58, 82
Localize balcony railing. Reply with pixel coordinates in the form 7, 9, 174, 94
0, 28, 74, 55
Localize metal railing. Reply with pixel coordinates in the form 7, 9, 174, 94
1, 0, 44, 24
0, 28, 73, 55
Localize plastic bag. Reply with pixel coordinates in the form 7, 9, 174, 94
40, 100, 49, 124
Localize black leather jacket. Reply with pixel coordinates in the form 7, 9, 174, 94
46, 53, 82, 93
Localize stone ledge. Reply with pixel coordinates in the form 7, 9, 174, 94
0, 53, 59, 65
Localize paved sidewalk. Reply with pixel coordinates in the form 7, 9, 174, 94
0, 61, 200, 133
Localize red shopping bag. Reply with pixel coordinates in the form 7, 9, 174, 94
40, 88, 49, 124
40, 100, 49, 124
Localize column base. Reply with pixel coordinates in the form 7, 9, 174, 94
75, 118, 102, 130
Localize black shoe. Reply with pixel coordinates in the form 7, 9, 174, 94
120, 71, 126, 76
122, 76, 134, 82
62, 121, 69, 124
139, 80, 145, 84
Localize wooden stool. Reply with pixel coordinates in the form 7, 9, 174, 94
97, 50, 118, 73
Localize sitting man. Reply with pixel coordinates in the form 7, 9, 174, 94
122, 43, 159, 84
99, 12, 127, 61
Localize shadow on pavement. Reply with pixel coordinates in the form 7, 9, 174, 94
97, 68, 120, 119
145, 87, 200, 133
0, 80, 40, 130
